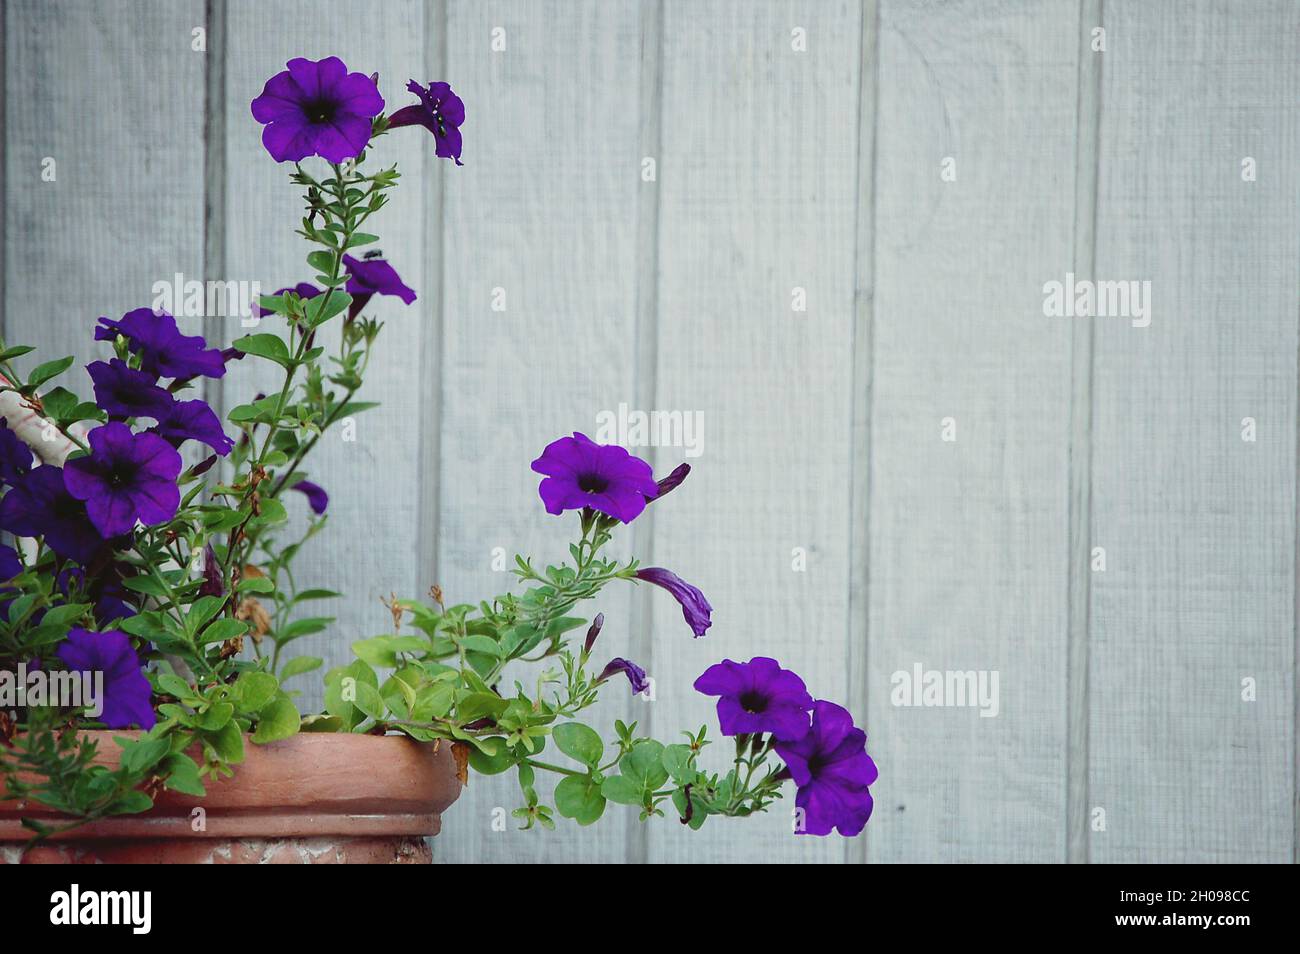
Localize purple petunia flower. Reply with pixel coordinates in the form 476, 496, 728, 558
693, 656, 813, 741
647, 463, 690, 503
596, 657, 650, 695
0, 544, 22, 619
387, 80, 465, 165
95, 309, 226, 380
86, 359, 175, 421
774, 700, 878, 837
251, 56, 384, 163
0, 466, 108, 564
291, 479, 328, 515
343, 254, 416, 319
151, 398, 234, 456
63, 423, 182, 538
57, 628, 155, 729
198, 544, 224, 598
0, 418, 33, 486
583, 613, 605, 654
252, 283, 321, 318
531, 433, 659, 524
635, 566, 712, 637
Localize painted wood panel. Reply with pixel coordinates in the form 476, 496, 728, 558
219, 0, 430, 717
1087, 0, 1299, 863
645, 0, 862, 864
865, 0, 1079, 863
432, 0, 646, 864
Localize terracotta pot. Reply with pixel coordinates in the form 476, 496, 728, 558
0, 731, 462, 864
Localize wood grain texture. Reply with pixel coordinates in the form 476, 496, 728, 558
645, 0, 861, 864
1087, 0, 1299, 863
3, 0, 205, 386
431, 0, 645, 863
220, 0, 429, 715
865, 0, 1078, 863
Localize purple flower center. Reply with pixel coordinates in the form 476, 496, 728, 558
739, 690, 769, 714
303, 97, 338, 124
106, 460, 139, 488
577, 473, 609, 494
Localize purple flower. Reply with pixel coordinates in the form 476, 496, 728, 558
0, 418, 33, 486
774, 701, 878, 837
583, 613, 605, 654
291, 479, 328, 515
596, 657, 649, 695
251, 56, 384, 163
95, 309, 226, 380
253, 283, 321, 318
693, 657, 813, 741
647, 463, 690, 503
343, 255, 416, 319
635, 567, 712, 637
151, 398, 234, 456
0, 466, 108, 563
531, 433, 659, 524
199, 544, 224, 598
387, 80, 465, 165
0, 544, 22, 619
63, 423, 182, 538
86, 359, 175, 420
56, 628, 155, 729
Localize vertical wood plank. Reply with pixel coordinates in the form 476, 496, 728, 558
221, 0, 429, 714
866, 0, 1079, 863
4, 0, 205, 375
1088, 0, 1299, 863
433, 0, 644, 863
647, 0, 861, 863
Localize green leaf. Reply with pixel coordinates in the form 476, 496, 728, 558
622, 740, 668, 789
232, 333, 292, 368
117, 735, 171, 775
279, 656, 323, 680
304, 291, 352, 327
554, 774, 607, 825
27, 356, 75, 388
600, 775, 644, 806
205, 721, 244, 764
456, 692, 509, 725
162, 753, 206, 796
252, 694, 300, 743
276, 616, 333, 647
552, 723, 604, 769
197, 618, 248, 644
236, 576, 276, 594
351, 681, 386, 720
231, 671, 279, 713
196, 701, 234, 730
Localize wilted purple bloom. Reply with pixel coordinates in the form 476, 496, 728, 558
57, 628, 155, 729
58, 565, 137, 625
596, 657, 649, 695
387, 80, 465, 165
199, 544, 224, 598
0, 466, 108, 563
583, 613, 605, 654
343, 254, 416, 318
774, 701, 878, 837
0, 544, 22, 619
647, 463, 690, 503
635, 567, 712, 637
95, 309, 226, 380
693, 657, 813, 741
531, 433, 658, 524
86, 359, 175, 421
151, 398, 234, 456
188, 453, 219, 478
0, 418, 33, 486
292, 480, 328, 515
253, 283, 321, 318
251, 56, 384, 163
63, 423, 183, 537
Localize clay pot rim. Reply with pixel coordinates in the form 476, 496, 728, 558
0, 729, 462, 841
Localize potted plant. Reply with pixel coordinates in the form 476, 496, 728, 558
0, 56, 877, 864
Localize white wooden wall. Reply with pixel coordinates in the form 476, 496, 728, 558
2, 0, 1296, 864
